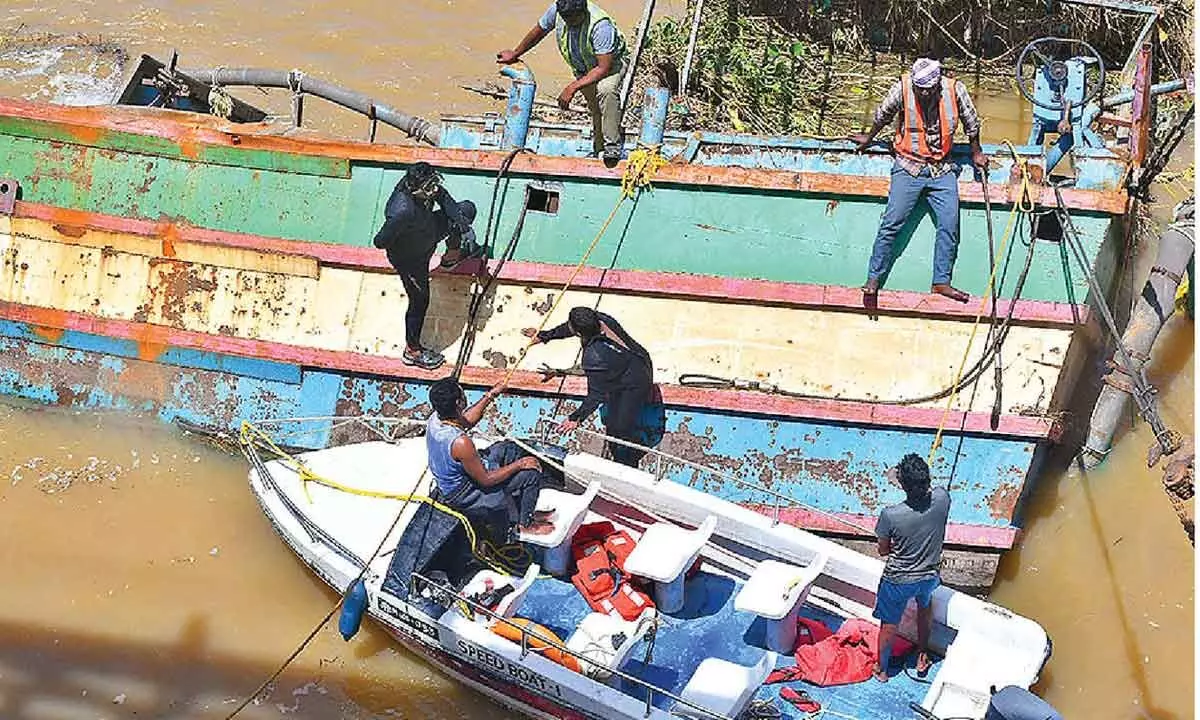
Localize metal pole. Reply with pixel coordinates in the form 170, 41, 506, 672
680, 0, 705, 98
619, 0, 658, 112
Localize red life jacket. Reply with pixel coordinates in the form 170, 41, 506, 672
893, 74, 959, 163
570, 521, 655, 621
793, 618, 916, 687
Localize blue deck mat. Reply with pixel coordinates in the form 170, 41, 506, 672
521, 572, 940, 718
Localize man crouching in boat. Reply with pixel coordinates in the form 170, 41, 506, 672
426, 377, 555, 540
852, 58, 987, 304
373, 162, 483, 370
872, 453, 950, 682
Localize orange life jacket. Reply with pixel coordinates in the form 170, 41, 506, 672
570, 521, 655, 621
893, 74, 959, 163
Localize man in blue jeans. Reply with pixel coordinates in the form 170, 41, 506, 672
852, 58, 988, 303
872, 453, 951, 682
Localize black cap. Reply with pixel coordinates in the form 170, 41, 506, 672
557, 0, 587, 15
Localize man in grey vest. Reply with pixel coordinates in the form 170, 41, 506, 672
872, 453, 950, 682
497, 0, 629, 164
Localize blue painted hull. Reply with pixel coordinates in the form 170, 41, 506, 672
0, 318, 1034, 541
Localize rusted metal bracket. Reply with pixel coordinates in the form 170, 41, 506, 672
0, 178, 17, 214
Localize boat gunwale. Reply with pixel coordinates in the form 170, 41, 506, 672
0, 97, 1129, 214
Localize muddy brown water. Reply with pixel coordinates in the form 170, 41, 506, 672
0, 3, 1193, 718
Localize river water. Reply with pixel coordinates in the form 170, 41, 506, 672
0, 2, 1193, 718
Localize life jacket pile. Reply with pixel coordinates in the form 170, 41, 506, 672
569, 521, 655, 621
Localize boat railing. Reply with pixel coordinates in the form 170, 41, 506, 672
409, 570, 733, 720
533, 420, 873, 536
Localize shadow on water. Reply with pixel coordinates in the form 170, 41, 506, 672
0, 615, 367, 720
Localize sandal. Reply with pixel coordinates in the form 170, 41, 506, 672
779, 687, 821, 713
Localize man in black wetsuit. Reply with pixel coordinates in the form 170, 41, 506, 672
523, 307, 653, 467
373, 162, 482, 370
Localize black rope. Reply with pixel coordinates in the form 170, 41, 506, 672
1130, 101, 1194, 201
452, 147, 530, 377
677, 226, 1040, 409
1051, 183, 1181, 455
222, 436, 422, 720
980, 175, 1004, 431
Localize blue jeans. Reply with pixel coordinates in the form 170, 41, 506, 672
867, 161, 960, 286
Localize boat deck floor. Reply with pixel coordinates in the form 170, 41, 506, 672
522, 571, 938, 719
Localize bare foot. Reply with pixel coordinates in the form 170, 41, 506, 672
915, 651, 933, 675
532, 508, 556, 521
873, 663, 889, 683
519, 519, 555, 536
931, 283, 969, 303
862, 278, 880, 295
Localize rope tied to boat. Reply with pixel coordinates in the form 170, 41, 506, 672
497, 144, 666, 387
927, 140, 1031, 469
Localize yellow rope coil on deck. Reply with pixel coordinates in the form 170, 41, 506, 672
240, 149, 668, 577
927, 141, 1033, 467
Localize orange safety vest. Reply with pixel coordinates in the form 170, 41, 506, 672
893, 74, 959, 163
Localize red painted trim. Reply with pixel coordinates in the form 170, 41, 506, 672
0, 97, 1129, 214
0, 300, 1061, 440
14, 201, 1091, 328
742, 504, 1018, 549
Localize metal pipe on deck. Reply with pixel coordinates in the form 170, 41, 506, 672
1081, 198, 1194, 468
499, 64, 537, 150
639, 87, 670, 146
187, 67, 440, 145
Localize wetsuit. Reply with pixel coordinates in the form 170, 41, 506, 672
538, 312, 653, 467
372, 184, 476, 349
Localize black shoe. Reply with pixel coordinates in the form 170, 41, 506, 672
403, 347, 445, 370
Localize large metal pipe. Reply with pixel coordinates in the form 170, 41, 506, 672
1101, 78, 1188, 109
186, 67, 440, 145
499, 64, 536, 150
1081, 197, 1194, 467
639, 86, 669, 146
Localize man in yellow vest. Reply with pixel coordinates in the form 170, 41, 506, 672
498, 0, 628, 164
852, 58, 987, 303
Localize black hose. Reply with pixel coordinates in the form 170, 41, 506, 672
186, 67, 440, 145
452, 147, 531, 377
678, 228, 1038, 408
980, 175, 1004, 430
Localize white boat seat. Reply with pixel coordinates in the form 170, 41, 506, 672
462, 563, 540, 623
517, 481, 601, 575
673, 650, 777, 720
565, 608, 657, 682
734, 555, 828, 653
623, 515, 716, 582
622, 515, 716, 613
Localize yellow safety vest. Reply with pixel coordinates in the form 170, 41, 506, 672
554, 2, 627, 77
